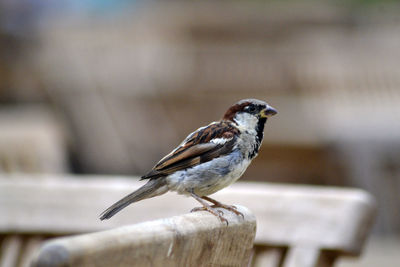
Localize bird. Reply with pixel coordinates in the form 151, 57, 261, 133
100, 99, 277, 224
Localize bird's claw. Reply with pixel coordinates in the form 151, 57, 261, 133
219, 216, 229, 226
211, 204, 244, 219
190, 207, 205, 213
230, 208, 244, 219
190, 206, 228, 225
237, 211, 245, 219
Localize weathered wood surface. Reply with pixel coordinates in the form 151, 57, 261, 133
32, 205, 256, 267
0, 175, 376, 257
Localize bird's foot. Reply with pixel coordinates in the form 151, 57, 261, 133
191, 206, 224, 216
191, 206, 228, 225
211, 203, 244, 219
200, 196, 244, 219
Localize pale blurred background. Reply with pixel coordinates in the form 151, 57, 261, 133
0, 0, 399, 266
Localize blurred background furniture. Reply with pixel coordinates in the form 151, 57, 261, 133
0, 175, 376, 267
0, 106, 67, 174
0, 107, 68, 267
25, 2, 400, 236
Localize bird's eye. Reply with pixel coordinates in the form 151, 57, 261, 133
247, 106, 256, 112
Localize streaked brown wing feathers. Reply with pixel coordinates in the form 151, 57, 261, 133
141, 121, 239, 180
155, 143, 216, 170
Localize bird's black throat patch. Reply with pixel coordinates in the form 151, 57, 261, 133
248, 117, 266, 159
256, 117, 266, 143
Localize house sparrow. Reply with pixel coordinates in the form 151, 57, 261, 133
100, 99, 277, 224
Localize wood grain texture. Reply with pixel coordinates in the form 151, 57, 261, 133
31, 205, 256, 267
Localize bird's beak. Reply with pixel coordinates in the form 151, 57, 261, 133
260, 106, 278, 118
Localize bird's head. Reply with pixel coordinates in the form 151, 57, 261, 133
223, 99, 277, 130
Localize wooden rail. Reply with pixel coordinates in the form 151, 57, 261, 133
31, 206, 256, 267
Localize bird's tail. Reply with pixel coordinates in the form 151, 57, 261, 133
99, 178, 168, 220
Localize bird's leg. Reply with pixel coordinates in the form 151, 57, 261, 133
189, 190, 228, 225
201, 195, 244, 218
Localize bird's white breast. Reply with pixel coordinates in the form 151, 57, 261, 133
207, 157, 251, 194
166, 149, 251, 196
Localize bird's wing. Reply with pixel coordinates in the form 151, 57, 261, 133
141, 121, 239, 180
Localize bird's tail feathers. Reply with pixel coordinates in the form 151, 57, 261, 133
99, 178, 167, 220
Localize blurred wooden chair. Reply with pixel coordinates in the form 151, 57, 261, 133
0, 107, 68, 267
0, 175, 376, 267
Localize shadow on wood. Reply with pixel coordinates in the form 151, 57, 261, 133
31, 206, 256, 267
